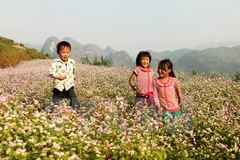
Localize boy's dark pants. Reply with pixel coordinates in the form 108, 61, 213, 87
52, 87, 80, 109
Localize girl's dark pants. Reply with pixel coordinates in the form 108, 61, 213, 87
52, 87, 80, 109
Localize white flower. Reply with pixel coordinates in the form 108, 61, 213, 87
28, 138, 35, 143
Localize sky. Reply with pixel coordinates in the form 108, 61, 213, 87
1, 0, 240, 56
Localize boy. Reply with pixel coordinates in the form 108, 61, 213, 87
49, 41, 80, 109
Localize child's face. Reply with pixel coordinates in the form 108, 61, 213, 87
140, 56, 150, 68
58, 46, 71, 62
158, 65, 171, 78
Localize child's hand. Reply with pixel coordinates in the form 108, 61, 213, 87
178, 98, 183, 106
131, 85, 137, 90
158, 107, 163, 116
58, 75, 66, 80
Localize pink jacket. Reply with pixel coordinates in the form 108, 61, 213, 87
153, 77, 182, 112
133, 66, 153, 96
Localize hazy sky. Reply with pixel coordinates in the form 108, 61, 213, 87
1, 0, 240, 56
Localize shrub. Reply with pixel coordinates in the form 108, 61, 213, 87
233, 72, 240, 82
81, 55, 113, 67
192, 69, 198, 76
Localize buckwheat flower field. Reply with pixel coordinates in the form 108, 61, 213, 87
0, 59, 239, 159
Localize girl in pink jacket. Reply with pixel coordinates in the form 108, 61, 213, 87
153, 59, 182, 124
129, 51, 154, 105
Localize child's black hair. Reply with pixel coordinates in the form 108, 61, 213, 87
56, 41, 71, 54
136, 51, 152, 66
158, 59, 176, 77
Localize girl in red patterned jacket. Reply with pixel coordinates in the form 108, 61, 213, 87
153, 59, 182, 124
129, 51, 154, 105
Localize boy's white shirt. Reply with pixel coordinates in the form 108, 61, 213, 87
49, 58, 76, 92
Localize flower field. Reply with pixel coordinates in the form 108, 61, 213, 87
0, 59, 239, 159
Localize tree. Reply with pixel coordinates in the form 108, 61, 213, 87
81, 56, 113, 67
233, 72, 240, 82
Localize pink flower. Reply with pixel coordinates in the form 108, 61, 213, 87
0, 95, 8, 103
128, 150, 134, 156
6, 148, 11, 155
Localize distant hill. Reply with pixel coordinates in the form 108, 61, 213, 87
37, 36, 240, 76
149, 48, 192, 63
41, 36, 134, 67
149, 48, 192, 70
24, 43, 42, 51
107, 50, 134, 68
174, 46, 240, 76
0, 36, 51, 68
41, 36, 60, 58
195, 41, 240, 50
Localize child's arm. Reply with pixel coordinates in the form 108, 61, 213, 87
174, 79, 183, 105
129, 72, 137, 90
153, 79, 162, 115
49, 60, 66, 80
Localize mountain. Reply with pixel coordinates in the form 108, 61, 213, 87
107, 50, 134, 68
41, 36, 133, 67
149, 48, 191, 63
62, 37, 96, 61
147, 48, 192, 70
195, 41, 240, 50
40, 36, 240, 76
41, 36, 91, 60
41, 36, 60, 57
62, 37, 84, 48
104, 46, 117, 55
174, 46, 240, 76
3, 34, 239, 75
24, 43, 42, 51
84, 43, 106, 57
0, 36, 50, 68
